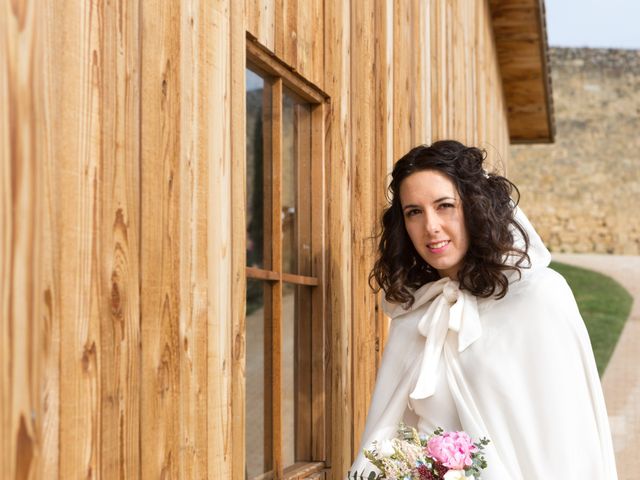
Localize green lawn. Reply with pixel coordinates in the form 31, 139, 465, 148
550, 261, 632, 376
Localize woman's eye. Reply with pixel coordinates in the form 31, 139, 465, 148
438, 203, 454, 209
406, 209, 421, 217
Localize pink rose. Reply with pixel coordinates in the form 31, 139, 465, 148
426, 431, 478, 470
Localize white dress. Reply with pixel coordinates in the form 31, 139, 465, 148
348, 208, 618, 479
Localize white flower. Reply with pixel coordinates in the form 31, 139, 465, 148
443, 470, 474, 480
378, 439, 396, 457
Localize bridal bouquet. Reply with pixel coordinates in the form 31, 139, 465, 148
348, 424, 490, 480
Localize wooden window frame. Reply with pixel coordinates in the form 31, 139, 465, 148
246, 36, 329, 480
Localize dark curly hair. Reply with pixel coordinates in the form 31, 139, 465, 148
369, 140, 530, 307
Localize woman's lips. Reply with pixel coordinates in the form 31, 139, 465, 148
427, 240, 451, 253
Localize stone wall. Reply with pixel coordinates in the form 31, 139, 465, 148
509, 48, 640, 254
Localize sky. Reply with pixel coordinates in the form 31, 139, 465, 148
545, 0, 640, 49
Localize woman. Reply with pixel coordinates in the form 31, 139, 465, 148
349, 141, 618, 479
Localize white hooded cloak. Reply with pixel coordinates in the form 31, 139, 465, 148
348, 207, 618, 479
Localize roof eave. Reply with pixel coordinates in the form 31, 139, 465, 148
489, 0, 556, 144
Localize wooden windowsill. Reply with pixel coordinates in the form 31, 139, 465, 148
248, 462, 325, 480
284, 462, 326, 480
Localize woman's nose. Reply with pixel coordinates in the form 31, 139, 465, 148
424, 214, 441, 234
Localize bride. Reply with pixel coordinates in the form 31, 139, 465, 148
348, 140, 618, 479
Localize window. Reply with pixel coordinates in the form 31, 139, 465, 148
245, 41, 328, 480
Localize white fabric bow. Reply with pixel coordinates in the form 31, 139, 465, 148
409, 277, 481, 399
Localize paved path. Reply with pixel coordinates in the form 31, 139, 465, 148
553, 253, 640, 480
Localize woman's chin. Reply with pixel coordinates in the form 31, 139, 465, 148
431, 261, 462, 280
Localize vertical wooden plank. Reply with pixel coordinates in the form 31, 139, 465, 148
444, 0, 454, 137
179, 2, 196, 477
432, 0, 464, 141
393, 0, 413, 157
274, 0, 284, 58
476, 0, 510, 170
296, 1, 311, 79
98, 0, 142, 477
451, 0, 463, 139
1, 1, 44, 477
211, 0, 234, 478
270, 78, 284, 479
49, 2, 103, 477
0, 5, 9, 471
277, 0, 298, 68
179, 1, 210, 477
373, 0, 394, 365
324, 0, 352, 477
274, 0, 286, 63
310, 103, 326, 461
448, 0, 456, 140
412, 0, 431, 145
246, 0, 275, 52
466, 1, 478, 146
309, 0, 325, 88
350, 0, 377, 458
292, 0, 324, 87
448, 0, 476, 145
246, 0, 259, 44
196, 1, 215, 476
475, 0, 487, 147
140, 0, 181, 477
229, 0, 247, 478
40, 4, 60, 476
430, 0, 442, 140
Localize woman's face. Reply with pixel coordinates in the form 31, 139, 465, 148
399, 169, 470, 280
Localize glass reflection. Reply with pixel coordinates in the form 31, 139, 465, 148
282, 90, 313, 276
246, 68, 266, 270
246, 281, 269, 478
282, 282, 313, 467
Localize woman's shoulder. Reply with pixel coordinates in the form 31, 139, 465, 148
487, 267, 578, 326
503, 266, 584, 332
511, 266, 573, 302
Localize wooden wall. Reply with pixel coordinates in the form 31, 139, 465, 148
2, 0, 510, 479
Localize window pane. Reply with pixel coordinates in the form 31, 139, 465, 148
282, 90, 313, 276
246, 68, 271, 270
246, 279, 271, 478
282, 282, 313, 466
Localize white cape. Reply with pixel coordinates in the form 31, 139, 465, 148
348, 208, 618, 479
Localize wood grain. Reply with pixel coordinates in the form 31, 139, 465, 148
373, 0, 394, 363
179, 1, 213, 477
229, 0, 247, 478
51, 2, 104, 477
310, 103, 327, 462
211, 2, 234, 478
392, 0, 413, 158
40, 3, 60, 476
324, 0, 353, 477
246, 0, 275, 51
98, 0, 142, 477
140, 0, 181, 477
2, 1, 44, 477
413, 0, 431, 145
350, 0, 377, 458
269, 78, 284, 478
